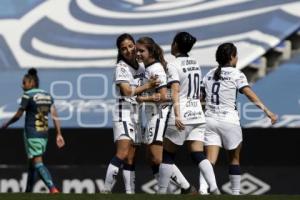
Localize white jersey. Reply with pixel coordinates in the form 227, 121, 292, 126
203, 66, 249, 125
113, 60, 144, 122
142, 62, 168, 119
167, 56, 205, 125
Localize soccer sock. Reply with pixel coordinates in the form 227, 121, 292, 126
199, 170, 209, 194
25, 162, 37, 192
122, 163, 135, 194
104, 156, 124, 192
34, 162, 55, 190
229, 165, 241, 195
171, 164, 190, 190
191, 152, 218, 192
158, 150, 175, 194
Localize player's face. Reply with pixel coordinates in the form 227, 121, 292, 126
22, 78, 34, 91
119, 39, 135, 62
136, 43, 154, 65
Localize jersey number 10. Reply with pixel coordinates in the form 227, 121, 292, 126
187, 73, 200, 98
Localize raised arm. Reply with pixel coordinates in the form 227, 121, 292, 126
50, 105, 65, 148
241, 86, 277, 124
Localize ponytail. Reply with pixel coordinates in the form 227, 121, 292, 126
154, 43, 167, 70
213, 66, 222, 81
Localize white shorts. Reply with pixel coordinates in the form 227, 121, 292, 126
143, 107, 170, 145
113, 121, 142, 144
165, 123, 205, 145
204, 117, 242, 150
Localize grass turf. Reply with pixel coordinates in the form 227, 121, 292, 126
0, 194, 299, 200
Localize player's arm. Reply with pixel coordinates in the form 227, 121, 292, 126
1, 108, 24, 129
50, 105, 65, 148
137, 86, 169, 103
241, 86, 277, 124
119, 76, 159, 96
170, 82, 185, 130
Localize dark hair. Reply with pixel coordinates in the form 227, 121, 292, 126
213, 42, 237, 81
116, 33, 135, 63
136, 37, 167, 69
173, 32, 196, 54
24, 68, 39, 88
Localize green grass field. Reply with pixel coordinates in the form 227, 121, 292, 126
0, 194, 299, 200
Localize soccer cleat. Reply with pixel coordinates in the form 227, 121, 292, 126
100, 189, 112, 194
210, 188, 221, 195
50, 187, 60, 194
181, 185, 197, 195
199, 190, 209, 195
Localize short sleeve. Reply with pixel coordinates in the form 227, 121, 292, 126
167, 63, 180, 85
155, 67, 167, 90
115, 65, 131, 84
20, 93, 30, 110
235, 71, 249, 90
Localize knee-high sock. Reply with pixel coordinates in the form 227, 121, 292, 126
171, 164, 190, 189
229, 165, 241, 195
198, 160, 218, 192
34, 163, 55, 190
158, 163, 173, 194
158, 150, 190, 194
25, 162, 37, 192
191, 152, 219, 193
104, 156, 123, 192
122, 163, 135, 194
199, 170, 209, 194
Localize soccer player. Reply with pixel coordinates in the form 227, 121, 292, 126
136, 37, 194, 193
1, 68, 65, 193
157, 32, 220, 194
103, 33, 159, 194
200, 42, 277, 195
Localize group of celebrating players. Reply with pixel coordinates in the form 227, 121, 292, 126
104, 32, 277, 195
1, 31, 277, 195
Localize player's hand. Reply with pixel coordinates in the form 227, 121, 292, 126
267, 111, 278, 125
175, 117, 185, 131
1, 123, 8, 130
152, 93, 161, 102
136, 95, 143, 103
56, 134, 65, 148
146, 75, 161, 89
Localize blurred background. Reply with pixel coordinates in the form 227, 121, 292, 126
0, 0, 299, 194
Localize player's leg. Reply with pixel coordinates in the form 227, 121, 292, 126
188, 141, 220, 194
147, 142, 162, 180
25, 159, 37, 192
227, 143, 242, 195
221, 123, 243, 195
123, 144, 137, 194
158, 138, 178, 194
23, 135, 37, 193
32, 156, 58, 193
104, 139, 132, 192
159, 126, 192, 194
26, 137, 58, 193
199, 118, 222, 194
199, 145, 220, 194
